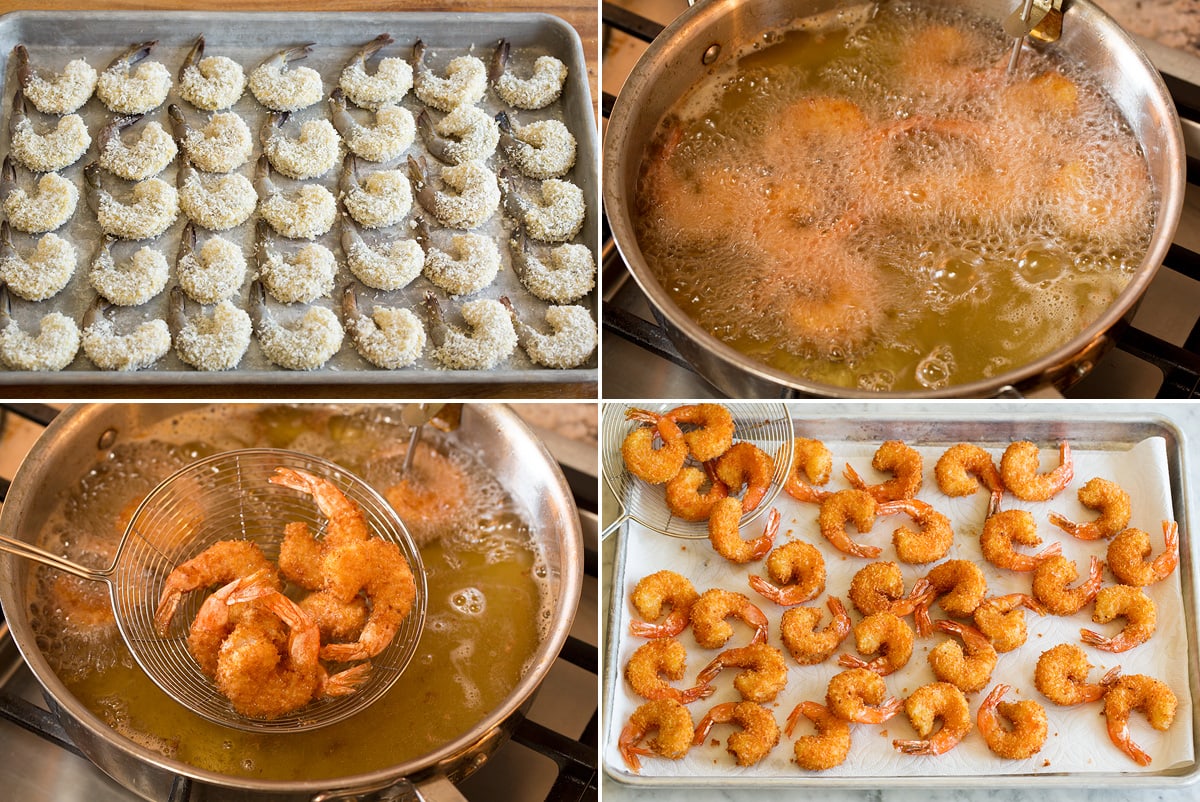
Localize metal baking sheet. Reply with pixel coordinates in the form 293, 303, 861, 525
602, 410, 1200, 787
0, 11, 597, 386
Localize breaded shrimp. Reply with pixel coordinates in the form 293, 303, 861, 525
624, 638, 714, 704
248, 44, 323, 112
779, 596, 851, 666
838, 611, 914, 676
692, 701, 780, 767
1034, 643, 1120, 706
629, 570, 698, 639
620, 408, 687, 484
934, 443, 1002, 515
501, 299, 596, 370
153, 539, 280, 635
973, 593, 1044, 653
885, 498, 954, 564
411, 40, 487, 112
664, 403, 734, 462
818, 489, 885, 559
690, 588, 769, 649
1107, 521, 1179, 587
977, 684, 1047, 760
1103, 674, 1176, 766
927, 619, 997, 694
914, 559, 987, 636
339, 34, 412, 111
1049, 477, 1132, 540
2, 158, 78, 234
825, 668, 901, 723
713, 442, 775, 513
980, 509, 1062, 572
786, 701, 851, 771
1032, 555, 1103, 616
847, 561, 931, 617
96, 42, 171, 115
844, 440, 923, 502
708, 499, 778, 564
490, 39, 567, 110
893, 682, 972, 756
749, 540, 825, 606
664, 464, 728, 522
1081, 584, 1156, 653
619, 698, 694, 774
784, 437, 833, 503
696, 642, 788, 703
177, 36, 246, 111
14, 45, 96, 115
1000, 441, 1073, 501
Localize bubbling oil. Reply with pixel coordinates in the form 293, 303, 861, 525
634, 1, 1155, 391
27, 405, 553, 780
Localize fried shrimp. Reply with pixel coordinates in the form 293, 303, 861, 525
1, 157, 78, 234
176, 222, 245, 303
786, 701, 851, 771
621, 407, 688, 483
501, 173, 585, 242
784, 437, 833, 503
826, 668, 901, 723
708, 499, 778, 564
1034, 643, 1121, 706
885, 498, 954, 565
624, 638, 714, 704
418, 218, 500, 297
818, 489, 885, 558
693, 702, 780, 767
178, 36, 246, 111
690, 588, 770, 649
177, 162, 256, 231
502, 299, 596, 369
977, 684, 1047, 760
341, 155, 412, 230
844, 440, 923, 502
496, 112, 576, 179
1049, 477, 1132, 541
1000, 440, 1074, 501
329, 88, 415, 163
168, 106, 254, 173
980, 509, 1063, 572
915, 559, 987, 636
423, 293, 517, 370
934, 443, 1003, 515
341, 285, 425, 370
84, 164, 178, 241
780, 596, 851, 665
153, 539, 279, 635
340, 34, 412, 111
0, 221, 76, 301
262, 111, 340, 180
927, 619, 997, 693
1081, 584, 1156, 653
341, 215, 423, 291
417, 106, 499, 165
14, 45, 96, 115
169, 286, 251, 371
665, 464, 729, 522
749, 540, 825, 606
619, 699, 694, 774
713, 442, 775, 513
629, 570, 698, 639
1107, 521, 1180, 587
97, 114, 176, 181
250, 281, 344, 370
96, 42, 171, 115
249, 44, 323, 112
0, 282, 79, 371
255, 156, 337, 240
89, 236, 169, 306
509, 224, 595, 303
893, 682, 972, 756
1103, 674, 1177, 766
411, 40, 487, 112
696, 642, 788, 703
8, 90, 90, 173
490, 39, 567, 110
664, 403, 735, 462
80, 297, 171, 371
256, 219, 336, 304
839, 611, 915, 676
409, 156, 499, 230
1032, 555, 1104, 616
973, 593, 1044, 653
847, 561, 931, 617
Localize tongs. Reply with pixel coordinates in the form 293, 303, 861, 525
400, 403, 463, 474
1004, 0, 1064, 74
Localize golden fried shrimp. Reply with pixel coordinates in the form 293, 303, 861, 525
819, 489, 885, 559
153, 539, 280, 635
847, 561, 931, 618
83, 164, 178, 241
1103, 674, 1177, 766
664, 403, 734, 462
1032, 555, 1104, 616
185, 572, 278, 679
1, 158, 78, 234
340, 35, 412, 111
713, 442, 774, 513
927, 619, 997, 694
496, 113, 576, 180
893, 682, 972, 756
248, 44, 323, 112
696, 643, 788, 703
977, 684, 1047, 760
915, 559, 987, 636
0, 221, 76, 301
619, 699, 694, 774
826, 668, 901, 723
629, 570, 698, 639
839, 611, 914, 676
973, 593, 1044, 653
664, 464, 729, 522
620, 408, 687, 484
490, 39, 568, 110
784, 437, 833, 503
1034, 643, 1121, 706
624, 638, 714, 704
1049, 478, 1132, 541
178, 36, 246, 111
844, 440, 923, 502
708, 499, 778, 564
411, 40, 487, 112
97, 113, 176, 181
885, 498, 954, 565
786, 701, 851, 771
14, 45, 96, 115
692, 701, 780, 767
934, 443, 1003, 515
779, 596, 851, 666
1081, 584, 1156, 653
1000, 440, 1074, 502
168, 106, 254, 173
1107, 521, 1180, 587
8, 90, 91, 173
297, 589, 368, 643
261, 111, 340, 180
690, 588, 769, 649
980, 509, 1062, 572
96, 42, 171, 115
749, 540, 825, 606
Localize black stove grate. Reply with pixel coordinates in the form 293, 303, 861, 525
602, 3, 1200, 398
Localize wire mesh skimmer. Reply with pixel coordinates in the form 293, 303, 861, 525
601, 403, 794, 539
0, 448, 427, 733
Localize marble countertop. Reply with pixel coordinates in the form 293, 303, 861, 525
1097, 0, 1200, 57
601, 401, 1200, 801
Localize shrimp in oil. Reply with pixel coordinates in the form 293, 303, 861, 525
779, 596, 851, 666
1081, 584, 1156, 653
786, 701, 852, 771
847, 561, 931, 618
619, 699, 694, 774
749, 539, 825, 606
977, 684, 1047, 760
1049, 477, 1131, 541
1103, 674, 1177, 766
624, 638, 714, 704
838, 611, 914, 676
695, 643, 788, 703
973, 593, 1044, 653
629, 570, 698, 639
1032, 555, 1103, 616
1107, 521, 1179, 587
927, 619, 997, 694
153, 540, 280, 636
1034, 643, 1121, 706
934, 443, 1002, 515
893, 682, 972, 756
620, 408, 687, 484
708, 498, 778, 565
664, 464, 728, 522
885, 498, 954, 565
690, 588, 769, 649
713, 442, 774, 513
825, 668, 901, 723
693, 701, 780, 767
844, 440, 923, 502
784, 437, 833, 503
1000, 441, 1074, 502
980, 509, 1062, 572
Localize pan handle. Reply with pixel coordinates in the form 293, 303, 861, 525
310, 773, 467, 802
413, 774, 469, 802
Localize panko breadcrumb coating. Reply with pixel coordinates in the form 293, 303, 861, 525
9, 113, 91, 173
511, 238, 594, 303
0, 311, 80, 371
174, 299, 252, 371
178, 168, 257, 231
82, 316, 171, 371
249, 46, 323, 112
176, 110, 254, 173
345, 301, 426, 370
0, 231, 77, 301
90, 243, 170, 306
263, 117, 341, 180
495, 55, 567, 110
258, 242, 337, 304
19, 50, 97, 114
428, 296, 517, 369
420, 160, 500, 230
513, 178, 585, 243
89, 174, 179, 241
343, 169, 412, 229
178, 234, 246, 303
511, 303, 596, 369
337, 104, 415, 163
344, 236, 423, 291
98, 120, 177, 181
499, 117, 576, 180
423, 105, 499, 164
260, 183, 337, 240
423, 233, 500, 297
256, 304, 344, 370
179, 37, 247, 111
340, 35, 412, 110
97, 54, 172, 115
4, 171, 79, 234
414, 49, 487, 112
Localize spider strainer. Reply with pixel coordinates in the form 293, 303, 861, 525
0, 448, 427, 733
601, 403, 794, 539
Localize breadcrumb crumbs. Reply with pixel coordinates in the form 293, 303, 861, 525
258, 242, 336, 303
94, 177, 178, 240
183, 112, 254, 173
10, 114, 91, 173
496, 55, 567, 110
432, 105, 499, 164
179, 235, 247, 303
179, 170, 256, 231
0, 233, 76, 301
175, 300, 252, 370
424, 233, 500, 297
503, 118, 576, 180
513, 240, 595, 303
343, 105, 415, 163
520, 178, 585, 243
429, 161, 499, 230
516, 304, 596, 368
249, 60, 323, 112
341, 57, 412, 110
0, 312, 80, 371
4, 173, 78, 234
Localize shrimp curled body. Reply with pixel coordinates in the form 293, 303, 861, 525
977, 684, 1048, 760
779, 596, 851, 665
692, 701, 780, 767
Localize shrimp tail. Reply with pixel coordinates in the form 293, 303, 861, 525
893, 738, 938, 755
1080, 628, 1125, 652
321, 662, 372, 697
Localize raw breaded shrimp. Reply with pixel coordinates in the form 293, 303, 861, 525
0, 220, 76, 301
977, 684, 1048, 760
342, 214, 423, 291
250, 281, 344, 371
839, 612, 914, 676
89, 235, 169, 306
411, 40, 487, 112
178, 160, 257, 231
1, 156, 78, 234
749, 540, 825, 606
339, 34, 412, 111
980, 509, 1063, 572
256, 219, 336, 304
0, 282, 79, 371
624, 638, 714, 704
784, 437, 833, 503
417, 106, 499, 165
620, 407, 688, 484
1000, 441, 1074, 502
1103, 674, 1177, 766
619, 698, 694, 774
8, 90, 90, 173
844, 440, 923, 502
501, 298, 596, 369
893, 682, 972, 756
14, 45, 96, 115
249, 44, 323, 112
423, 293, 517, 370
690, 588, 769, 649
97, 114, 176, 181
826, 667, 901, 723
84, 163, 178, 241
780, 596, 851, 665
1032, 555, 1104, 616
847, 561, 931, 617
261, 111, 340, 180
342, 285, 425, 370
786, 701, 851, 771
915, 559, 988, 636
927, 619, 997, 694
511, 236, 594, 307
664, 464, 728, 522
693, 701, 780, 767
496, 112, 576, 180
934, 443, 1003, 515
418, 218, 500, 297
178, 36, 246, 111
409, 155, 499, 230
169, 286, 251, 371
696, 642, 788, 703
629, 570, 698, 639
501, 172, 585, 242
153, 539, 279, 635
1107, 521, 1179, 587
329, 88, 415, 163
1034, 643, 1121, 706
1049, 477, 1132, 541
1081, 584, 1156, 653
713, 443, 775, 513
973, 593, 1044, 653
885, 498, 954, 564
818, 489, 885, 559
490, 39, 567, 110
176, 221, 245, 303
708, 499, 778, 564
96, 42, 171, 115
340, 155, 412, 230
666, 403, 735, 462
80, 297, 171, 371
168, 105, 254, 173
255, 155, 337, 240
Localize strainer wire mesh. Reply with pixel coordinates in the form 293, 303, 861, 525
110, 448, 427, 733
602, 403, 794, 539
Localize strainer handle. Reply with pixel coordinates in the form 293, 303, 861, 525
0, 535, 109, 582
